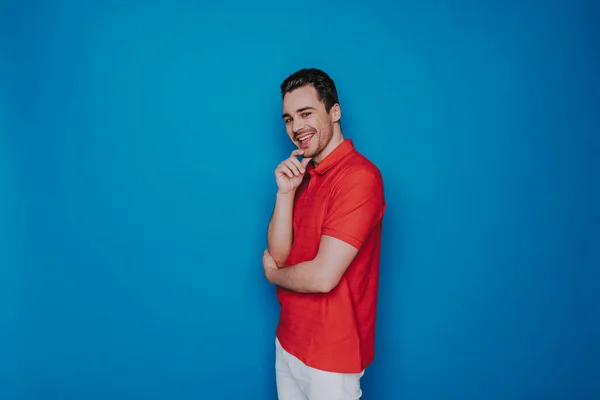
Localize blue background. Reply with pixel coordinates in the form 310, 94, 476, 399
1, 0, 599, 399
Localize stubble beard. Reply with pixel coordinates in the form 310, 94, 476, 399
305, 124, 334, 160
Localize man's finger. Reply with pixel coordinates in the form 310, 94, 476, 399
279, 165, 295, 178
291, 149, 304, 158
301, 157, 312, 167
285, 159, 302, 176
288, 157, 305, 174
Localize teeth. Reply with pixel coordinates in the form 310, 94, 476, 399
298, 134, 314, 142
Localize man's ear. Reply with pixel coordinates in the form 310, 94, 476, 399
330, 103, 341, 123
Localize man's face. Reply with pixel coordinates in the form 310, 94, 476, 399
282, 85, 340, 160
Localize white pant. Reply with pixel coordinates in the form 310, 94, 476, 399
275, 337, 364, 400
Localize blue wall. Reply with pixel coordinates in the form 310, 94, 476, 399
1, 67, 26, 400
1, 0, 598, 399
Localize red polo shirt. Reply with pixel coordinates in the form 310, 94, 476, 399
276, 139, 386, 373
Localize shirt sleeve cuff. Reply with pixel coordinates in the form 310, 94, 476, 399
321, 227, 363, 250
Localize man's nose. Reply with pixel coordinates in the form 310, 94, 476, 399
292, 119, 305, 135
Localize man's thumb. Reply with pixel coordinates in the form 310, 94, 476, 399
301, 157, 312, 167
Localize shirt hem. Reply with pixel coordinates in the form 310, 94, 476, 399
275, 334, 372, 374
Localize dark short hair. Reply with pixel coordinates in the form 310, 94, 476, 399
280, 68, 340, 113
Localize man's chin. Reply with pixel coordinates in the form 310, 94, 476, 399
300, 149, 316, 159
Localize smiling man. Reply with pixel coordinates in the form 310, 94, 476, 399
263, 68, 386, 400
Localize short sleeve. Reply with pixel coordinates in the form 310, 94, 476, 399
321, 168, 385, 249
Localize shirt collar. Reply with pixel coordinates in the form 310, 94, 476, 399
307, 139, 355, 176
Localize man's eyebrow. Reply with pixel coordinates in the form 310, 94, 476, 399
282, 107, 316, 119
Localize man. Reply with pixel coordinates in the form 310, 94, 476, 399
263, 68, 386, 400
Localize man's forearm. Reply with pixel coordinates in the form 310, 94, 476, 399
268, 259, 327, 293
267, 192, 295, 267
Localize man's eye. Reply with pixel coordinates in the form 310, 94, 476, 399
302, 112, 311, 117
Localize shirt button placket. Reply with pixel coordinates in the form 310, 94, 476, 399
306, 170, 317, 197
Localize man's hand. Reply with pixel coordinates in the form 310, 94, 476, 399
267, 150, 309, 268
263, 249, 279, 283
275, 149, 312, 195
